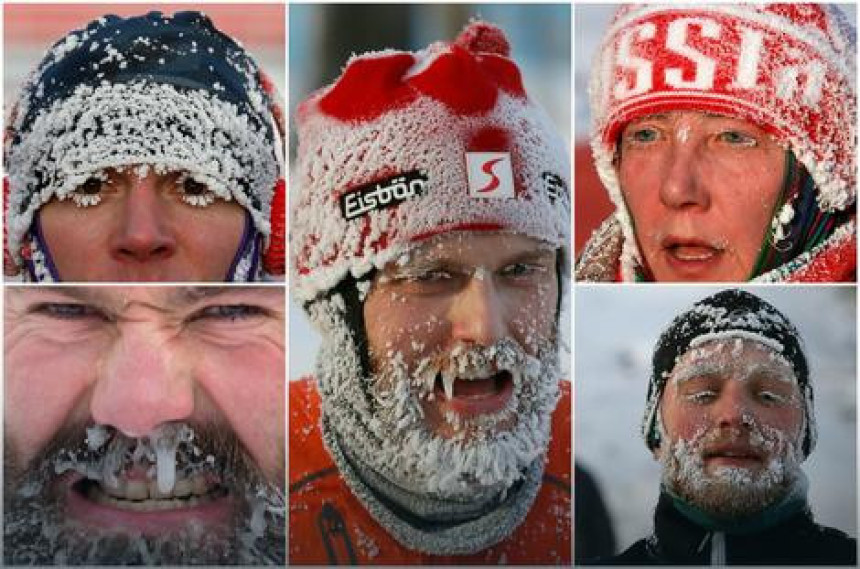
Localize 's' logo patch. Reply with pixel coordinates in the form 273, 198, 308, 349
466, 152, 514, 198
339, 171, 427, 220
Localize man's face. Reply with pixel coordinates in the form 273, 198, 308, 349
4, 286, 285, 564
38, 168, 246, 281
361, 232, 561, 498
658, 338, 805, 519
617, 111, 786, 281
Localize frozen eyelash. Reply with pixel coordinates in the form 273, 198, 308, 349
70, 192, 102, 208
181, 193, 217, 207
176, 173, 217, 207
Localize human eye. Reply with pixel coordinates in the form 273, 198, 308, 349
176, 174, 217, 207
757, 390, 790, 405
499, 262, 547, 279
28, 302, 108, 321
684, 389, 717, 404
625, 125, 660, 145
189, 304, 268, 322
717, 130, 758, 147
69, 176, 106, 207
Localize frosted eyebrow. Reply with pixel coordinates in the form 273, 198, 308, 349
671, 360, 724, 385
738, 361, 797, 384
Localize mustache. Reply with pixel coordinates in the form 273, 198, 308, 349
411, 338, 541, 395
5, 419, 265, 496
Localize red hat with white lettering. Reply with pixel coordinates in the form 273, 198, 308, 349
591, 4, 856, 227
291, 21, 570, 302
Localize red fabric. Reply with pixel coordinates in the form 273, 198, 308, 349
289, 378, 572, 565
786, 228, 857, 282
263, 178, 285, 275
315, 22, 526, 123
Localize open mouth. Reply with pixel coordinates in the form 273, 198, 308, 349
663, 238, 724, 264
433, 371, 514, 415
76, 474, 228, 512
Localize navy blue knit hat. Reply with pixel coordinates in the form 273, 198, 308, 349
5, 11, 282, 273
643, 290, 815, 458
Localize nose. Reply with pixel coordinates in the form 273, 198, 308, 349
658, 143, 710, 211
90, 326, 193, 437
712, 383, 752, 432
110, 177, 177, 263
448, 273, 507, 346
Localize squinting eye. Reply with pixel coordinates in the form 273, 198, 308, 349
191, 304, 266, 322
411, 270, 452, 283
500, 262, 545, 279
685, 390, 717, 404
178, 175, 217, 207
758, 390, 788, 405
718, 130, 757, 147
29, 302, 106, 321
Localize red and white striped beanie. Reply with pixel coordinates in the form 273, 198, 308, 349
292, 21, 570, 302
590, 4, 856, 233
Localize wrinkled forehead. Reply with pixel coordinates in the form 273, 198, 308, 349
670, 336, 798, 386
391, 231, 556, 267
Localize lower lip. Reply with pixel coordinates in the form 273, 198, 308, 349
705, 455, 761, 469
663, 246, 722, 277
62, 474, 234, 535
435, 373, 515, 416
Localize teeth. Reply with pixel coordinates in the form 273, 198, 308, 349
441, 371, 455, 401
191, 476, 209, 496
173, 479, 192, 498
126, 480, 149, 501
92, 474, 213, 502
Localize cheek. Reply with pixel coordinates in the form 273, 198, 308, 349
366, 292, 447, 366
193, 342, 284, 480
505, 285, 557, 353
40, 205, 110, 261
5, 337, 102, 466
174, 206, 245, 268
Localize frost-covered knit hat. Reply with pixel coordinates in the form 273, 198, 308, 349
590, 4, 856, 272
292, 21, 570, 303
643, 289, 815, 458
4, 11, 283, 272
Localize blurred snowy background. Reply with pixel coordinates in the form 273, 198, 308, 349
576, 286, 857, 554
289, 4, 571, 379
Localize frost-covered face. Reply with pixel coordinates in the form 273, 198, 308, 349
658, 338, 805, 519
358, 232, 561, 499
617, 111, 785, 281
4, 287, 284, 564
39, 168, 246, 281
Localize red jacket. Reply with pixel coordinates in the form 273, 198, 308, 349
289, 378, 571, 565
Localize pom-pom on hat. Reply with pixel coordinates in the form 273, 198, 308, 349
643, 289, 815, 458
291, 20, 570, 303
590, 4, 856, 267
5, 11, 283, 268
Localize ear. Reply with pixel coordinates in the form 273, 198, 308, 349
3, 177, 21, 277
262, 178, 285, 275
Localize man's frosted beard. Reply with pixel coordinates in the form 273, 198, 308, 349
660, 423, 803, 519
4, 421, 285, 565
364, 337, 561, 502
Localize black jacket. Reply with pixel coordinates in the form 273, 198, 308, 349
594, 492, 856, 566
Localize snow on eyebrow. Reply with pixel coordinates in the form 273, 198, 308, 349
672, 337, 797, 386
